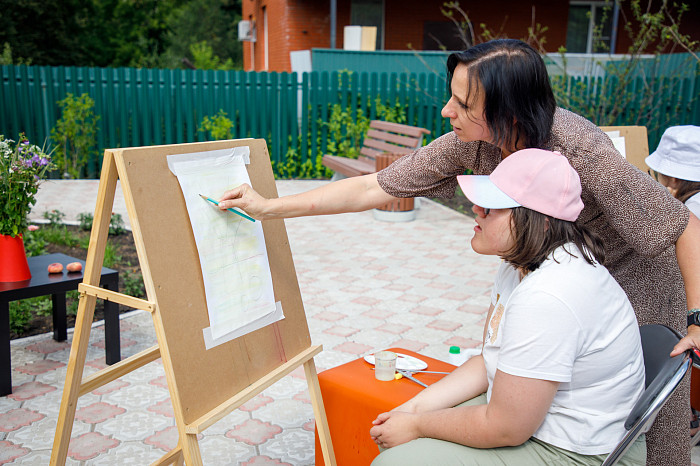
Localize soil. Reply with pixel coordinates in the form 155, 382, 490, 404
11, 225, 143, 340
12, 197, 474, 340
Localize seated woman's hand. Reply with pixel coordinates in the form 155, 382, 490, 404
370, 411, 420, 449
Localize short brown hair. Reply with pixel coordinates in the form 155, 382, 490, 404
502, 207, 606, 273
674, 179, 700, 204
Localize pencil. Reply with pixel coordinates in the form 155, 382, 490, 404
199, 194, 256, 222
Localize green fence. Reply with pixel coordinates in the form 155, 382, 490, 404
1, 64, 698, 178
0, 65, 449, 177
0, 67, 306, 177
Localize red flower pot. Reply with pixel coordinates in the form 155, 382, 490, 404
0, 234, 31, 282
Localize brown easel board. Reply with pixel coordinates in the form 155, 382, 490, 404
50, 139, 336, 465
599, 125, 650, 172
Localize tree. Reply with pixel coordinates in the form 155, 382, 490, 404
0, 0, 95, 66
0, 0, 242, 69
161, 0, 243, 69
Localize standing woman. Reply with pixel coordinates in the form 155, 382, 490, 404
219, 39, 700, 465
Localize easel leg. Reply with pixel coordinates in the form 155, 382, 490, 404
50, 152, 120, 466
150, 443, 184, 466
181, 432, 204, 466
50, 293, 99, 465
304, 358, 337, 466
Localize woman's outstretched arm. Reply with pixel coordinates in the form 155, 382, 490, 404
218, 173, 397, 220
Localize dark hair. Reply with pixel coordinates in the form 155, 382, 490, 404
674, 179, 700, 204
501, 207, 606, 273
447, 39, 556, 151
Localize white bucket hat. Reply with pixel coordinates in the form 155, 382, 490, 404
645, 125, 700, 182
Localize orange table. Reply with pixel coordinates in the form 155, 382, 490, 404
314, 348, 455, 465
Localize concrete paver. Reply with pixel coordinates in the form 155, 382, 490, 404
5, 179, 697, 464
7, 180, 495, 464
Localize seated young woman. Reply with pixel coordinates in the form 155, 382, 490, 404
369, 148, 646, 465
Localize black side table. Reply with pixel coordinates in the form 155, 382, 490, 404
0, 253, 121, 396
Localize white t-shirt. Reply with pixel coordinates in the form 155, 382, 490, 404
686, 192, 700, 219
483, 244, 645, 455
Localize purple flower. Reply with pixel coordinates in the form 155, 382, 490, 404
39, 158, 49, 166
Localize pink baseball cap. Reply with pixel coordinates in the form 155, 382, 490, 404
457, 148, 584, 222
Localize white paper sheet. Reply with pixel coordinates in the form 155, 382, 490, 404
167, 147, 282, 345
604, 131, 627, 159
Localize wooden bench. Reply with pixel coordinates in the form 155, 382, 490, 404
322, 120, 430, 179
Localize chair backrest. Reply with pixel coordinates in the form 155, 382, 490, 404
602, 324, 691, 466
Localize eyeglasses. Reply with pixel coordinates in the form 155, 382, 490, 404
483, 208, 491, 216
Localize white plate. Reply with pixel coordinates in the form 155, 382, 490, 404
364, 353, 428, 371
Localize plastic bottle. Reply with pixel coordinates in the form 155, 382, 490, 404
448, 346, 467, 366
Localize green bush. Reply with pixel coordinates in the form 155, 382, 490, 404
26, 219, 80, 251
78, 212, 126, 236
190, 41, 235, 70
319, 104, 370, 159
103, 241, 121, 268
199, 109, 234, 140
78, 212, 93, 231
108, 214, 126, 236
9, 301, 32, 334
122, 267, 146, 298
273, 147, 331, 179
9, 296, 51, 334
23, 229, 48, 257
41, 225, 79, 248
43, 209, 65, 226
66, 291, 79, 316
50, 93, 100, 179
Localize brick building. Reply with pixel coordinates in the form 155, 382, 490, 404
240, 0, 700, 72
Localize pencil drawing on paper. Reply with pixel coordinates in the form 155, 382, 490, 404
167, 147, 278, 342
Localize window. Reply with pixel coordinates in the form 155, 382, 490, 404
351, 0, 383, 50
566, 1, 618, 53
423, 21, 468, 51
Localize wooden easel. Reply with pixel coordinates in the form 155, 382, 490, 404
50, 139, 336, 465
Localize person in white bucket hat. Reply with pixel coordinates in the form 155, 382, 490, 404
646, 125, 700, 218
370, 149, 645, 466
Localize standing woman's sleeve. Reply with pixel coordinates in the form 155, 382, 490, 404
376, 132, 490, 198
567, 127, 689, 257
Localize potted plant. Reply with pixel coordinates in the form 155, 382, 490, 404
0, 134, 53, 282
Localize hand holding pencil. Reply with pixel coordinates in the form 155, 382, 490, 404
199, 194, 256, 222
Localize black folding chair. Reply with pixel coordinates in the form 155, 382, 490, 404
602, 324, 692, 465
